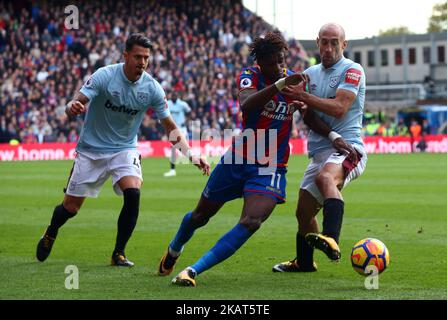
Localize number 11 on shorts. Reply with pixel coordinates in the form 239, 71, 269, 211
270, 173, 281, 189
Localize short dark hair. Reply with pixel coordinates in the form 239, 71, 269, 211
249, 31, 288, 61
125, 33, 153, 51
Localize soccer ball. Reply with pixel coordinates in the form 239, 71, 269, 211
351, 238, 390, 276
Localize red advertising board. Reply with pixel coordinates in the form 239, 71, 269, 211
0, 136, 446, 161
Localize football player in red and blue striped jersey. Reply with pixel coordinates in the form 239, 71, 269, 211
158, 31, 353, 286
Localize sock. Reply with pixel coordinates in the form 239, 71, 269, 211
322, 198, 344, 244
114, 188, 140, 254
191, 223, 253, 275
296, 232, 314, 268
169, 211, 196, 253
170, 147, 177, 170
187, 266, 197, 277
46, 204, 77, 238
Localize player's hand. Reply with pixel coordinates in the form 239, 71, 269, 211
284, 73, 309, 86
67, 100, 86, 117
289, 99, 307, 114
192, 155, 211, 176
282, 84, 307, 102
332, 138, 359, 163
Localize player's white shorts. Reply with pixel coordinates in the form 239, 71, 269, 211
65, 150, 143, 198
300, 145, 367, 204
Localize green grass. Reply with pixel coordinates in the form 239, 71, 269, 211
1, 153, 447, 299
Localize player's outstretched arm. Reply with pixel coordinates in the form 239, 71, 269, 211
286, 84, 355, 119
65, 92, 89, 118
294, 104, 357, 161
160, 116, 210, 175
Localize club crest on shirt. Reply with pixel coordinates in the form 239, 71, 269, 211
84, 76, 93, 88
240, 78, 253, 88
329, 75, 340, 88
137, 92, 149, 104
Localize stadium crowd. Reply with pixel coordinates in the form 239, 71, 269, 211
0, 0, 308, 144
0, 0, 420, 145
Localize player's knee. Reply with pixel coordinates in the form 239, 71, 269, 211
191, 199, 222, 227
63, 195, 85, 213
239, 217, 262, 232
191, 210, 210, 227
61, 203, 79, 216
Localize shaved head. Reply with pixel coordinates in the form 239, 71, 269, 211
317, 23, 347, 68
318, 23, 346, 41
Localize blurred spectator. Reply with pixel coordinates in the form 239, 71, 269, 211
67, 128, 79, 142
363, 119, 380, 136
409, 119, 422, 138
378, 120, 396, 137
139, 117, 163, 141
422, 119, 432, 135
56, 132, 67, 143
22, 128, 38, 144
397, 118, 410, 136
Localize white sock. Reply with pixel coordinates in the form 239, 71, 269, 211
187, 266, 197, 276
168, 246, 182, 258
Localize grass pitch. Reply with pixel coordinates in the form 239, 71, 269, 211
1, 153, 447, 300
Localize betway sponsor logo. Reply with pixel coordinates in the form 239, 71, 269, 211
104, 100, 139, 115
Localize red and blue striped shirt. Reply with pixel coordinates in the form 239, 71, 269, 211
232, 66, 296, 167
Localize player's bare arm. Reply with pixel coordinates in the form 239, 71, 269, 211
65, 92, 90, 117
293, 102, 357, 161
239, 73, 307, 112
288, 85, 356, 119
160, 116, 210, 175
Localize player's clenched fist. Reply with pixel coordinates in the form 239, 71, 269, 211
66, 100, 86, 117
